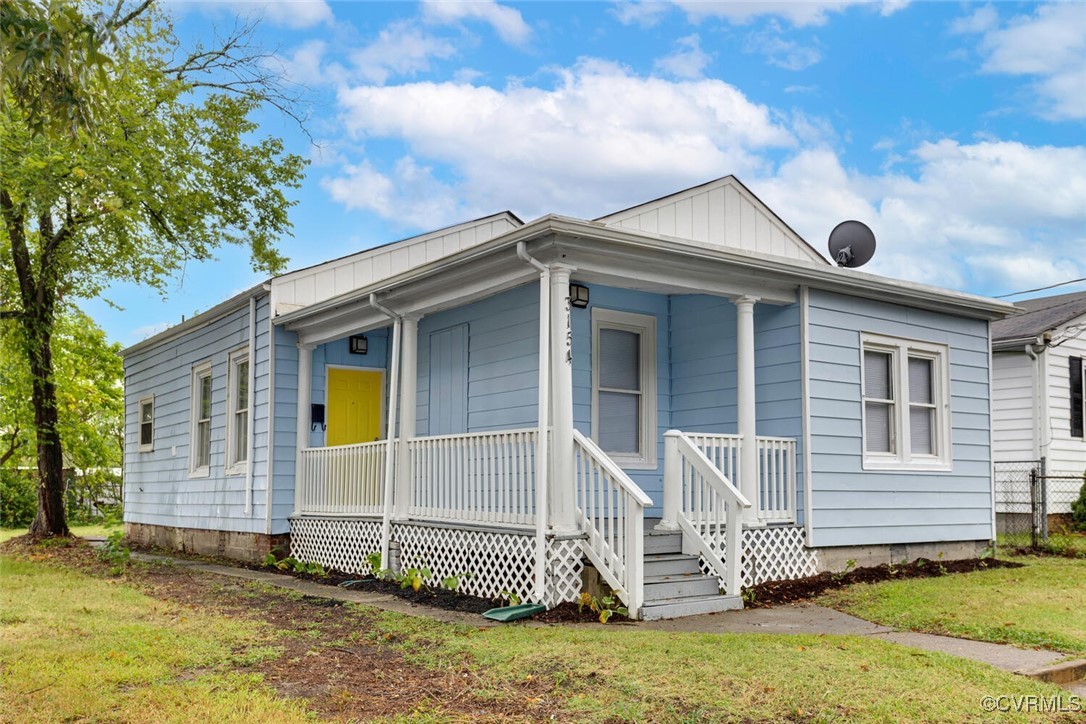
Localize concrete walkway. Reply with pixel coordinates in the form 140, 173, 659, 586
131, 550, 1084, 691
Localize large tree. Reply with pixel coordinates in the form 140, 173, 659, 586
0, 1, 306, 536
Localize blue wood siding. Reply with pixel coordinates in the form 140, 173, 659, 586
124, 295, 272, 534
571, 285, 671, 510
670, 295, 806, 523
427, 324, 469, 435
270, 324, 299, 533
416, 282, 540, 435
807, 289, 992, 547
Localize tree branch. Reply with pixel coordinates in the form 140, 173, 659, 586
0, 427, 23, 467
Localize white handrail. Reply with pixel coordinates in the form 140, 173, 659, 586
298, 440, 387, 516
662, 430, 751, 595
756, 436, 797, 523
408, 428, 539, 526
573, 429, 650, 618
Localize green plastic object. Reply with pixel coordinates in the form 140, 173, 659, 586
482, 603, 546, 622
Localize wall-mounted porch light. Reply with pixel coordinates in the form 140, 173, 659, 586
569, 283, 590, 308
348, 334, 368, 355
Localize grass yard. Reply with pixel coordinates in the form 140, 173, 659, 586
820, 555, 1086, 655
0, 524, 108, 545
1, 539, 1077, 722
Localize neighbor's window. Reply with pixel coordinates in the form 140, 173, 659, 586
138, 397, 154, 452
1071, 357, 1084, 439
190, 362, 212, 476
226, 350, 250, 473
592, 308, 657, 468
861, 334, 950, 470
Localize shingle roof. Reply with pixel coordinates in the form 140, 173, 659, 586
992, 290, 1086, 342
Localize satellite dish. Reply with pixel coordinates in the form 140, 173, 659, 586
828, 220, 876, 268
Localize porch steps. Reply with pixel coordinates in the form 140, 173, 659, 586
639, 529, 743, 621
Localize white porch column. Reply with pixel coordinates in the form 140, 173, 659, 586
735, 295, 762, 526
549, 265, 578, 533
394, 315, 420, 519
293, 342, 315, 516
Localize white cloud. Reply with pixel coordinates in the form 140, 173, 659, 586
654, 34, 712, 79
258, 0, 332, 28
350, 21, 458, 84
321, 158, 462, 228
270, 39, 348, 86
672, 0, 905, 27
745, 25, 822, 70
421, 0, 531, 46
330, 58, 795, 224
958, 3, 1086, 120
611, 1, 671, 27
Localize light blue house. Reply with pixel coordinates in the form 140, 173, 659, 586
123, 177, 1015, 619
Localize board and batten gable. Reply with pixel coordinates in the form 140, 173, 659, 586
124, 294, 271, 534
271, 213, 522, 315
670, 295, 806, 523
806, 289, 993, 548
597, 177, 826, 264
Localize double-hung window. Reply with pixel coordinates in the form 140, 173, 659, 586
190, 362, 213, 476
861, 334, 951, 470
226, 350, 250, 474
1071, 356, 1084, 439
592, 308, 657, 469
138, 397, 154, 452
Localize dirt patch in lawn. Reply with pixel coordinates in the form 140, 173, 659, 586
1, 534, 563, 721
745, 557, 1023, 607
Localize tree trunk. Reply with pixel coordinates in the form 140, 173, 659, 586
27, 306, 69, 538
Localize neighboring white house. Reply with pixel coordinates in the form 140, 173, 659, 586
123, 176, 1017, 619
991, 291, 1086, 515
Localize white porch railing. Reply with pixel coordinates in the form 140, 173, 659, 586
661, 430, 752, 595
756, 436, 797, 523
573, 429, 652, 618
687, 432, 796, 524
407, 428, 539, 526
298, 440, 387, 516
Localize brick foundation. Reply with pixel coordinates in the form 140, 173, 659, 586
124, 522, 289, 564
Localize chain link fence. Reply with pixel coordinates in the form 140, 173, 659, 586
995, 458, 1086, 550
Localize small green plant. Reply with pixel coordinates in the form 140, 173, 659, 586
398, 567, 431, 592
500, 590, 522, 606
935, 552, 947, 576
577, 592, 629, 624
97, 530, 130, 573
832, 559, 857, 582
264, 555, 326, 577
441, 572, 471, 591
1071, 477, 1086, 532
741, 588, 757, 605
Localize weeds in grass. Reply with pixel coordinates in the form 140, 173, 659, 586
97, 530, 130, 574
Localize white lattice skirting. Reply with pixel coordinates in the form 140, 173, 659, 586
289, 517, 584, 607
290, 517, 384, 575
701, 525, 820, 587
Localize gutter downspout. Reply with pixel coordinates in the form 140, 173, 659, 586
1025, 339, 1048, 460
245, 295, 257, 516
517, 241, 551, 605
371, 293, 402, 571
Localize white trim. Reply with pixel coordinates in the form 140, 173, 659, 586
987, 320, 996, 543
800, 286, 815, 545
189, 360, 213, 478
860, 332, 952, 472
265, 309, 277, 535
591, 307, 658, 469
226, 348, 250, 476
323, 363, 388, 445
138, 396, 155, 453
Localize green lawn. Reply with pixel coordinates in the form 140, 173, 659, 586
1, 548, 1076, 722
999, 531, 1086, 558
820, 555, 1086, 655
0, 524, 108, 545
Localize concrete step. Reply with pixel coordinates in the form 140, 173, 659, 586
642, 529, 683, 555
643, 573, 721, 601
640, 594, 744, 621
643, 553, 703, 578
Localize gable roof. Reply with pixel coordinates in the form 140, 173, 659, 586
595, 175, 829, 265
992, 290, 1086, 343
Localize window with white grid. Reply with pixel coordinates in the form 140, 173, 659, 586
592, 308, 657, 468
226, 349, 250, 474
190, 361, 213, 477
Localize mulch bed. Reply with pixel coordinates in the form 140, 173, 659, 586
744, 556, 1023, 607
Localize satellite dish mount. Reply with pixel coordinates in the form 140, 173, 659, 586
828, 220, 876, 268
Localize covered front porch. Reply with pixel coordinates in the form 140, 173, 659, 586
280, 230, 819, 618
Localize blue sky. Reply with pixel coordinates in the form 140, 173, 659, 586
86, 1, 1086, 345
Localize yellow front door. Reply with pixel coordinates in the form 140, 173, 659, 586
326, 368, 383, 445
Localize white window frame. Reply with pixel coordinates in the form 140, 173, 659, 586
591, 308, 658, 469
225, 349, 250, 475
189, 361, 213, 478
138, 396, 154, 453
861, 333, 952, 471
